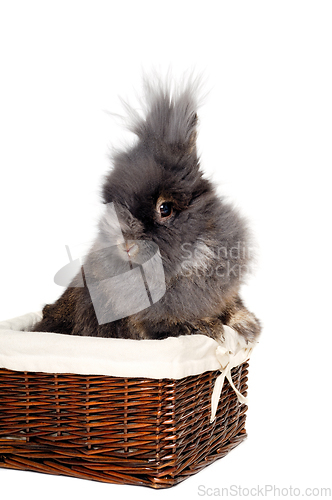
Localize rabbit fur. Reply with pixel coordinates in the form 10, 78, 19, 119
32, 76, 261, 342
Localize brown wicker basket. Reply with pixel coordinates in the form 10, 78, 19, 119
0, 362, 249, 488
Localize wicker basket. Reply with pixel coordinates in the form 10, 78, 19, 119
0, 314, 251, 489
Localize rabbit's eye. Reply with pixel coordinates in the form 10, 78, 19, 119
159, 202, 173, 219
156, 197, 174, 222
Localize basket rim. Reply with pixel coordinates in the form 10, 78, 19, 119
0, 311, 255, 381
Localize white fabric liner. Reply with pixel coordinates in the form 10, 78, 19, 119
0, 311, 256, 422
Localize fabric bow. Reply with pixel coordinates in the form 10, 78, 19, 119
210, 326, 255, 423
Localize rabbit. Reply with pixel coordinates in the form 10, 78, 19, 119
32, 76, 261, 343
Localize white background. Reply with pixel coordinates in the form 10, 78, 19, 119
0, 1, 331, 498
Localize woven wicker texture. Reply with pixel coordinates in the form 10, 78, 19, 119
0, 363, 248, 488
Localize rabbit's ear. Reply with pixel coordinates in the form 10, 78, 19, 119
124, 76, 202, 157
186, 112, 198, 155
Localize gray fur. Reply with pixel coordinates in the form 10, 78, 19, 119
33, 75, 261, 342
123, 74, 202, 146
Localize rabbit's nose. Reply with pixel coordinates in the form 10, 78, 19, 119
119, 240, 139, 258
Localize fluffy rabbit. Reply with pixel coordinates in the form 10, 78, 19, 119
32, 77, 261, 342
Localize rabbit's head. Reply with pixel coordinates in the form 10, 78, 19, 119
96, 78, 252, 324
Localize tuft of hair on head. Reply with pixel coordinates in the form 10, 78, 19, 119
120, 72, 206, 157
